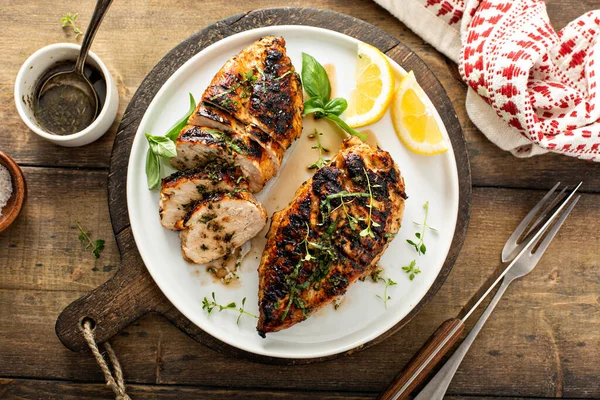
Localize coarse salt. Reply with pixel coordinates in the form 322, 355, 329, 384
0, 165, 12, 216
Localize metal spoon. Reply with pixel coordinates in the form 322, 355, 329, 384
37, 0, 114, 133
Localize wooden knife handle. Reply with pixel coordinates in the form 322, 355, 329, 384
379, 318, 464, 400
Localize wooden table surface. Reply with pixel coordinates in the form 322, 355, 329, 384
1, 1, 599, 399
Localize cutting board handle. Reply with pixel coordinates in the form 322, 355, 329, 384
55, 229, 170, 351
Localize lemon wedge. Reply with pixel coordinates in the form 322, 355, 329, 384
344, 42, 395, 128
391, 71, 449, 155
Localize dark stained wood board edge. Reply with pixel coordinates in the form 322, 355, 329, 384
56, 7, 471, 365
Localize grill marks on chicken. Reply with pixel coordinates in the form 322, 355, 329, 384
190, 104, 285, 171
161, 36, 302, 266
171, 125, 276, 193
257, 137, 406, 336
200, 36, 303, 150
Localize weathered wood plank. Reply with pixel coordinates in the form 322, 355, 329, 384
0, 188, 598, 397
0, 378, 584, 400
2, 0, 599, 192
0, 167, 119, 292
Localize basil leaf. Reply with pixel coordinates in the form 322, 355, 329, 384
146, 150, 160, 190
324, 113, 367, 141
324, 97, 348, 116
303, 97, 326, 116
301, 53, 331, 102
165, 93, 196, 141
146, 133, 177, 158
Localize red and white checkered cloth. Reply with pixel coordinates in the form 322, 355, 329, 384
375, 0, 600, 161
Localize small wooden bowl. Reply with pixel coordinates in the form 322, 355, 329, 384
0, 151, 26, 232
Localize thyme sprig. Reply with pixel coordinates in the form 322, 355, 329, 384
211, 70, 258, 102
319, 190, 369, 225
376, 276, 397, 308
402, 259, 421, 281
61, 12, 83, 38
76, 221, 105, 259
202, 292, 258, 325
359, 168, 381, 238
406, 201, 436, 255
307, 129, 330, 170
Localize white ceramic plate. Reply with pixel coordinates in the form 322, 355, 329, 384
127, 26, 459, 359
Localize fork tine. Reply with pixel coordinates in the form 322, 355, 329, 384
501, 182, 561, 262
527, 186, 568, 236
529, 195, 580, 264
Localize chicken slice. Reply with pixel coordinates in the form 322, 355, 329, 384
170, 125, 276, 193
257, 137, 407, 336
178, 191, 267, 265
201, 36, 303, 150
189, 103, 285, 170
159, 162, 247, 230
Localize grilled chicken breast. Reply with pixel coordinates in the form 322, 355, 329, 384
189, 104, 285, 170
159, 162, 247, 230
178, 191, 267, 264
257, 137, 407, 336
201, 36, 303, 150
158, 36, 303, 267
170, 125, 276, 193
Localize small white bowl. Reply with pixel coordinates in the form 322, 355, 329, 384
14, 43, 119, 147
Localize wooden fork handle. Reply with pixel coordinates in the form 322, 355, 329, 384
379, 318, 464, 400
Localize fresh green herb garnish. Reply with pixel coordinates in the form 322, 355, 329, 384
205, 129, 248, 155
281, 222, 339, 321
202, 292, 258, 325
145, 93, 196, 189
320, 190, 369, 223
210, 83, 242, 101
359, 168, 381, 238
307, 129, 330, 170
281, 259, 304, 321
376, 277, 397, 308
145, 133, 177, 158
407, 201, 436, 255
301, 53, 366, 141
165, 93, 196, 141
76, 221, 105, 259
61, 12, 83, 38
402, 259, 421, 281
370, 268, 383, 282
211, 70, 258, 101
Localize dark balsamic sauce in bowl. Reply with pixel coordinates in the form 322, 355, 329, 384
33, 61, 107, 135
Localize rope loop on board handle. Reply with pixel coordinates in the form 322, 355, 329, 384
80, 318, 131, 400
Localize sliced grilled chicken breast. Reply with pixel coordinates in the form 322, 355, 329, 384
170, 125, 276, 193
159, 162, 247, 230
189, 103, 285, 170
257, 137, 407, 336
201, 36, 303, 149
178, 191, 267, 265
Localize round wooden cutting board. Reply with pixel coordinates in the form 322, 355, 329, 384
55, 7, 471, 365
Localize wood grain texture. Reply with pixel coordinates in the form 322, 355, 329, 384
379, 318, 465, 400
53, 6, 472, 365
1, 187, 598, 397
0, 0, 599, 397
0, 167, 119, 292
1, 0, 599, 191
2, 378, 564, 400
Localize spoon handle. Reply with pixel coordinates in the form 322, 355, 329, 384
75, 0, 114, 74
